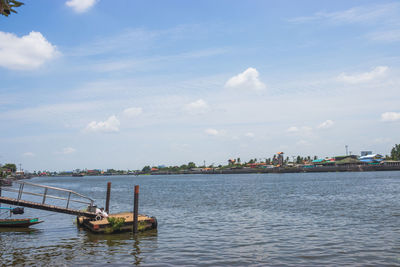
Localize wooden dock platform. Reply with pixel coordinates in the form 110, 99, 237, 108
77, 212, 157, 234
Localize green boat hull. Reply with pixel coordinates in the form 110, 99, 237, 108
0, 218, 42, 227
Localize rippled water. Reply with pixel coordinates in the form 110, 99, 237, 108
1, 171, 399, 266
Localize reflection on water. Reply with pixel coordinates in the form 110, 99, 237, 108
0, 225, 158, 266
0, 172, 399, 266
0, 227, 41, 234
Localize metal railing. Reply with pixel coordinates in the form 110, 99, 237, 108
0, 180, 95, 210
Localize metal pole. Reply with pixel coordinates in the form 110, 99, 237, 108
105, 182, 111, 214
18, 183, 24, 200
42, 188, 48, 204
133, 185, 139, 234
66, 192, 71, 209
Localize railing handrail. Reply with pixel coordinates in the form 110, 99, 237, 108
12, 180, 94, 203
0, 187, 93, 206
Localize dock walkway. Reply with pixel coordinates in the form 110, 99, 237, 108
0, 196, 96, 218
0, 180, 97, 218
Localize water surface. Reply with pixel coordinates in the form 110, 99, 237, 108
1, 171, 399, 266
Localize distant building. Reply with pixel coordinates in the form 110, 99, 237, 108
277, 152, 284, 166
334, 155, 358, 161
86, 169, 101, 175
361, 151, 373, 157
359, 154, 383, 163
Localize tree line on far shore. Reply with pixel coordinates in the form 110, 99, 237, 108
1, 144, 400, 177
141, 144, 400, 173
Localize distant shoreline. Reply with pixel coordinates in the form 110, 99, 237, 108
150, 164, 400, 175
26, 164, 400, 178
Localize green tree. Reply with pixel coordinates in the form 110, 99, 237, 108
0, 0, 24, 17
390, 144, 400, 160
3, 163, 16, 172
180, 164, 188, 170
188, 162, 196, 169
142, 166, 151, 172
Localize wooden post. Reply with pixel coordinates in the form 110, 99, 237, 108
105, 182, 111, 214
133, 185, 139, 234
42, 188, 47, 204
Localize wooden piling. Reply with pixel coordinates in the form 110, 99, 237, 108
133, 185, 139, 233
105, 182, 111, 213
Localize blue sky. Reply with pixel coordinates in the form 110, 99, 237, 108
1, 0, 399, 171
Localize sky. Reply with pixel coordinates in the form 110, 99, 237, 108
0, 0, 399, 172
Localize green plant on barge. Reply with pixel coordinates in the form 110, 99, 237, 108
105, 217, 126, 234
138, 221, 149, 231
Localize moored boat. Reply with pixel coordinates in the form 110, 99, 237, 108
0, 218, 42, 227
0, 206, 43, 227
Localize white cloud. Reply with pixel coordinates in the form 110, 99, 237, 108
57, 147, 76, 155
289, 3, 399, 24
0, 31, 59, 70
225, 67, 266, 91
287, 126, 299, 133
337, 66, 388, 84
85, 115, 120, 133
245, 132, 255, 138
122, 107, 142, 118
368, 30, 400, 43
22, 152, 35, 157
205, 128, 220, 136
296, 140, 310, 146
317, 120, 334, 129
184, 99, 209, 114
286, 126, 313, 137
66, 0, 97, 13
374, 137, 392, 144
381, 112, 400, 122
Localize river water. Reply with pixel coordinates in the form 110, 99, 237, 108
0, 171, 399, 266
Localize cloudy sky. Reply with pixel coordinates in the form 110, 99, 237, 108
1, 0, 399, 171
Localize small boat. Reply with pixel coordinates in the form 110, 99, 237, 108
0, 218, 42, 227
0, 207, 43, 228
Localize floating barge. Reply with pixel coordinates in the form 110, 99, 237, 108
77, 212, 157, 234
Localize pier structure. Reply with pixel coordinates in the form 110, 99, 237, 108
0, 180, 157, 234
0, 180, 97, 218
